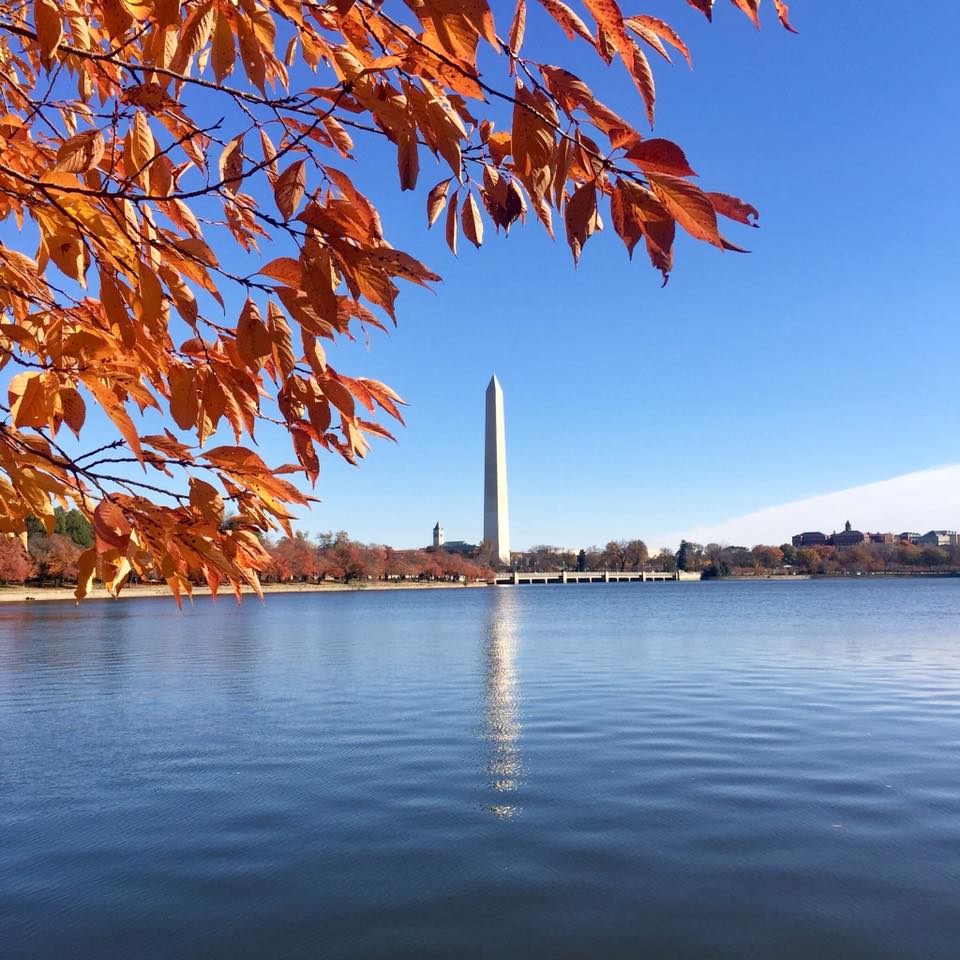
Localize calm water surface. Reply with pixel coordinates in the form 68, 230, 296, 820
2, 579, 960, 958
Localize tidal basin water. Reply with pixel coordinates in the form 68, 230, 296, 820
2, 580, 960, 959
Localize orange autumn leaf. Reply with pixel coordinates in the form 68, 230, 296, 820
74, 547, 97, 602
647, 173, 723, 248
59, 387, 86, 437
509, 0, 527, 58
538, 0, 594, 43
728, 0, 761, 30
33, 0, 62, 64
54, 129, 105, 172
564, 181, 598, 263
427, 178, 452, 227
211, 13, 235, 82
629, 43, 656, 126
397, 132, 419, 191
445, 191, 460, 254
93, 500, 131, 554
773, 0, 799, 33
626, 138, 695, 177
685, 0, 714, 20
273, 159, 306, 220
189, 477, 225, 525
461, 191, 483, 248
707, 191, 760, 226
626, 15, 692, 68
8, 372, 57, 429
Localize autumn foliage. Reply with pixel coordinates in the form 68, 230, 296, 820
0, 535, 34, 582
0, 0, 793, 602
264, 531, 492, 583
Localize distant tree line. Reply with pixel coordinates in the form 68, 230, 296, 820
678, 540, 960, 577
264, 531, 493, 584
510, 538, 960, 578
4, 523, 958, 588
513, 541, 676, 574
0, 521, 495, 588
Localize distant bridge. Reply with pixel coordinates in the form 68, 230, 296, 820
492, 570, 702, 585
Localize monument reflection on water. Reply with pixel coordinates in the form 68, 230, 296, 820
483, 589, 522, 817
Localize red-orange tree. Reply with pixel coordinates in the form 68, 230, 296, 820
0, 0, 794, 601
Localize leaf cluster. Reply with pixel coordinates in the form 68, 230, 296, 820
0, 0, 790, 600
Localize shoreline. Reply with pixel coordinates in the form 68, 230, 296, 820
3, 571, 957, 605
0, 580, 490, 605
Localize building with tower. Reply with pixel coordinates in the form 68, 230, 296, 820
433, 522, 444, 549
832, 520, 865, 547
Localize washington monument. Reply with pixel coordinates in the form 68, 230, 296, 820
484, 375, 510, 564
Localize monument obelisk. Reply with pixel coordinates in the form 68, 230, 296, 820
483, 375, 510, 564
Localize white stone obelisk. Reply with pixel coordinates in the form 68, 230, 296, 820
483, 375, 510, 564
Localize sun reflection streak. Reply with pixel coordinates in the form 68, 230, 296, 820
483, 588, 522, 818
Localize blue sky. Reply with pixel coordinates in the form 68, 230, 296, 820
4, 2, 958, 549
305, 1, 960, 548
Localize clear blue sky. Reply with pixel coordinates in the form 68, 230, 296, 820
302, 2, 960, 548
6, 2, 959, 550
